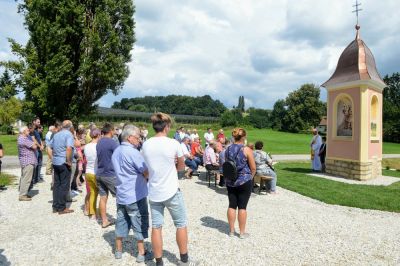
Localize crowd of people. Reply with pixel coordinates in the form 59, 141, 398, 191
16, 113, 282, 265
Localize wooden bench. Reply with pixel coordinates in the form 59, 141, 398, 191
254, 174, 273, 194
206, 169, 219, 187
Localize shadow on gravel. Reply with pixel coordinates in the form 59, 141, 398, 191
200, 216, 229, 235
194, 181, 227, 196
29, 189, 39, 197
281, 167, 311, 174
0, 249, 11, 266
102, 231, 179, 265
194, 171, 227, 196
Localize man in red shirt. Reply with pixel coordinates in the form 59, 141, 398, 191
190, 137, 203, 166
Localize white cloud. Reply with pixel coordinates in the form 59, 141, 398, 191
1, 0, 398, 110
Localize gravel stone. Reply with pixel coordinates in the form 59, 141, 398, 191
1, 168, 400, 265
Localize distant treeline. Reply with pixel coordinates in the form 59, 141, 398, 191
112, 95, 227, 117
90, 107, 219, 124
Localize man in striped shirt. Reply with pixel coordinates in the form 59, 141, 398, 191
17, 126, 38, 201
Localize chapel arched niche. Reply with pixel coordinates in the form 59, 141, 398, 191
334, 94, 353, 138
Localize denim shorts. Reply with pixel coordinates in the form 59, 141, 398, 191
115, 197, 149, 240
149, 190, 187, 229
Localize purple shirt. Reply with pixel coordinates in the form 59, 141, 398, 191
18, 134, 37, 167
225, 144, 252, 187
96, 137, 119, 177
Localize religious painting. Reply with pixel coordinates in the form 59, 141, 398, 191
337, 97, 352, 137
370, 95, 378, 138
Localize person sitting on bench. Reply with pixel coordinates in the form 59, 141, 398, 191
253, 141, 277, 194
203, 141, 220, 184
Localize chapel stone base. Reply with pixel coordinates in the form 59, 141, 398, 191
325, 157, 381, 180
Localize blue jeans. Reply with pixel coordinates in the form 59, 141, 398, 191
32, 150, 42, 184
115, 197, 149, 240
185, 158, 199, 171
149, 190, 187, 229
258, 168, 277, 192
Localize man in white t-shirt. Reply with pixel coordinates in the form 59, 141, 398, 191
204, 128, 214, 146
141, 113, 197, 266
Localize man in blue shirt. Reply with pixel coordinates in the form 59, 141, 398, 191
96, 122, 119, 228
50, 120, 75, 214
111, 124, 152, 262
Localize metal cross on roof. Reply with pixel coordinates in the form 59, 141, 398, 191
352, 0, 363, 26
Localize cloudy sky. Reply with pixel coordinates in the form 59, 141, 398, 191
0, 0, 399, 109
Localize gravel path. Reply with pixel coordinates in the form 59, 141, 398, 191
1, 168, 400, 266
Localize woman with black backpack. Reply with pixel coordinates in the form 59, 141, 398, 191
223, 128, 256, 239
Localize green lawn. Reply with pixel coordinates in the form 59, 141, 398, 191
383, 142, 400, 154
382, 158, 400, 170
1, 126, 400, 155
0, 172, 16, 186
275, 162, 400, 213
0, 134, 18, 156
382, 169, 400, 178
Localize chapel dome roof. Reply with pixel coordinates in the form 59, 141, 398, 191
322, 26, 386, 88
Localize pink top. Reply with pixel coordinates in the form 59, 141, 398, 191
203, 146, 217, 165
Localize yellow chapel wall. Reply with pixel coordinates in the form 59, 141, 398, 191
368, 90, 382, 160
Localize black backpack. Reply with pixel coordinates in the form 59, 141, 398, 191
222, 146, 242, 182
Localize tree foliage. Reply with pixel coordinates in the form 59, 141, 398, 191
0, 70, 22, 127
270, 84, 325, 133
2, 0, 135, 122
383, 73, 400, 143
271, 99, 286, 130
0, 97, 23, 126
237, 95, 245, 112
112, 95, 227, 117
247, 107, 272, 129
0, 70, 18, 100
220, 109, 243, 127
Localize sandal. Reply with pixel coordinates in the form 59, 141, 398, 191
102, 220, 115, 228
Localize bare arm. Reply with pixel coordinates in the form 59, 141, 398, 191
143, 170, 149, 180
66, 146, 73, 165
0, 149, 3, 158
176, 156, 185, 172
244, 147, 256, 176
47, 147, 53, 159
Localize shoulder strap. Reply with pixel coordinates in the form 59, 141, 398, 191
227, 145, 242, 161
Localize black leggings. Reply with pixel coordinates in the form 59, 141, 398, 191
227, 180, 252, 210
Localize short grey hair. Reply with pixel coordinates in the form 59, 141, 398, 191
121, 124, 141, 142
19, 126, 28, 134
62, 120, 73, 129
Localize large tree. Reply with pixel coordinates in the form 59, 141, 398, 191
270, 99, 287, 130
383, 73, 400, 143
283, 84, 325, 132
0, 70, 22, 127
270, 84, 325, 133
2, 0, 135, 122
